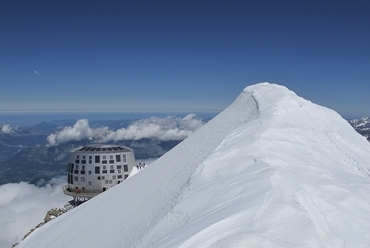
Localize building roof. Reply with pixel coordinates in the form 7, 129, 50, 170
71, 144, 132, 153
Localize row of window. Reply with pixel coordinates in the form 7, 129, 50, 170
67, 174, 129, 184
74, 154, 127, 164
68, 164, 129, 175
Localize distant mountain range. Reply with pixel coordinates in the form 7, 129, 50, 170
347, 117, 370, 141
0, 116, 368, 185
0, 118, 181, 185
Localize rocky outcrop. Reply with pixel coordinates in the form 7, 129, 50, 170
44, 206, 69, 222
12, 203, 74, 247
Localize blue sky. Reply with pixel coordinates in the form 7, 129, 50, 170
1, 0, 369, 118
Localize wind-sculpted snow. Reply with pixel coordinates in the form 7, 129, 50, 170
19, 83, 370, 248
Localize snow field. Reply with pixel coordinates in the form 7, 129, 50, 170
18, 83, 370, 248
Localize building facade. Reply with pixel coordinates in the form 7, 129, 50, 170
64, 144, 136, 198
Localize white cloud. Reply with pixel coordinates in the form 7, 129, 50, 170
101, 114, 205, 142
33, 70, 40, 76
47, 119, 109, 146
47, 114, 206, 146
1, 124, 15, 134
0, 177, 70, 248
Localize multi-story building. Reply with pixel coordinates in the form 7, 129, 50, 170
63, 144, 136, 204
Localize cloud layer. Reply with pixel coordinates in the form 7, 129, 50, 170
47, 114, 205, 146
0, 177, 70, 248
47, 119, 109, 146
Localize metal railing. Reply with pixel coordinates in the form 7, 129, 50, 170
62, 185, 99, 198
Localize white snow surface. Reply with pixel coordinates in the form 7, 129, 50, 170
18, 83, 370, 248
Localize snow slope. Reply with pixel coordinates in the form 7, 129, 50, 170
18, 83, 370, 248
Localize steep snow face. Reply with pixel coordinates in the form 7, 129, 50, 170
18, 83, 370, 248
142, 83, 370, 247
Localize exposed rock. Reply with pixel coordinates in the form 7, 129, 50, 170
13, 202, 74, 247
44, 207, 68, 222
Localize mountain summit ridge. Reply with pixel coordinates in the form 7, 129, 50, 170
18, 83, 370, 248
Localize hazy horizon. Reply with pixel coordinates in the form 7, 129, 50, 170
0, 111, 217, 126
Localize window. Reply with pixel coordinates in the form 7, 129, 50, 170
102, 170, 107, 174
117, 165, 122, 169
103, 155, 106, 160
81, 160, 86, 164
116, 155, 121, 162
97, 176, 101, 180
110, 165, 114, 169
118, 169, 122, 174
77, 155, 80, 159
110, 155, 113, 159
124, 174, 128, 179
76, 165, 79, 170
124, 164, 128, 172
74, 176, 78, 181
82, 166, 85, 170
70, 164, 74, 173
88, 181, 92, 186
118, 175, 122, 179
109, 180, 113, 184
74, 170, 79, 174
112, 175, 116, 179
105, 180, 109, 184
82, 155, 86, 159
123, 154, 127, 163
88, 171, 92, 175
110, 170, 115, 173
81, 177, 85, 182
95, 166, 100, 174
75, 159, 80, 164
102, 176, 105, 180
102, 160, 107, 164
109, 160, 114, 164
103, 165, 107, 169
81, 170, 85, 175
95, 155, 100, 163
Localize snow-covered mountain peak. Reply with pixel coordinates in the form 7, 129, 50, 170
18, 83, 370, 248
